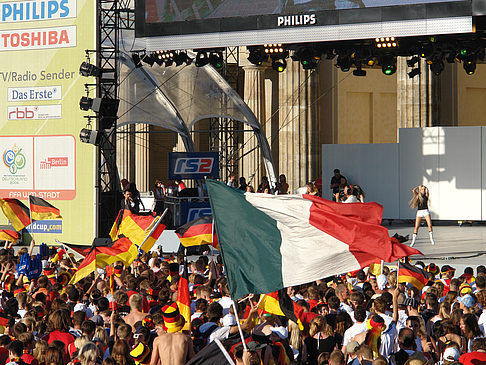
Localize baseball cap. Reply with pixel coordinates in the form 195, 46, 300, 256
443, 347, 460, 362
441, 265, 455, 273
346, 340, 360, 355
270, 326, 288, 340
377, 274, 388, 290
460, 294, 475, 308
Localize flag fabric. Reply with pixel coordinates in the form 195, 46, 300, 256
69, 237, 138, 284
0, 199, 31, 231
177, 260, 191, 331
175, 215, 218, 249
29, 196, 62, 221
258, 289, 304, 330
398, 261, 429, 290
110, 210, 165, 252
206, 180, 422, 299
0, 229, 18, 242
61, 242, 91, 257
51, 249, 65, 263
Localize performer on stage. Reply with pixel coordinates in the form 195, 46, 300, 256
409, 185, 435, 246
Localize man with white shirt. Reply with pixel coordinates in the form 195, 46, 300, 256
373, 296, 397, 358
335, 283, 353, 315
342, 306, 368, 357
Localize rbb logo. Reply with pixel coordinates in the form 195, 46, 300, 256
187, 208, 212, 222
174, 158, 213, 174
8, 107, 35, 119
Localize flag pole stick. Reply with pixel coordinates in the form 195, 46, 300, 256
231, 300, 248, 351
139, 208, 167, 252
380, 260, 384, 275
28, 195, 34, 250
214, 338, 236, 365
397, 260, 400, 286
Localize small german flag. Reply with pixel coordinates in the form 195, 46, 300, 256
29, 196, 62, 221
175, 215, 218, 249
258, 289, 304, 330
61, 242, 91, 257
398, 261, 429, 290
0, 229, 18, 242
177, 260, 191, 332
0, 199, 31, 231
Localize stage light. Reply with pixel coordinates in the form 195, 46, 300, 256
460, 49, 468, 56
165, 59, 174, 67
79, 128, 100, 145
195, 51, 209, 67
380, 56, 396, 76
132, 53, 142, 68
79, 62, 101, 77
79, 97, 119, 129
293, 47, 320, 70
173, 51, 192, 66
382, 64, 396, 75
79, 96, 93, 111
419, 45, 433, 58
367, 58, 376, 67
407, 56, 419, 68
446, 51, 457, 63
335, 55, 351, 72
375, 37, 398, 49
408, 68, 421, 78
264, 44, 286, 56
429, 58, 444, 76
248, 48, 267, 66
463, 56, 476, 75
209, 52, 224, 69
353, 66, 366, 77
272, 58, 287, 72
142, 53, 155, 66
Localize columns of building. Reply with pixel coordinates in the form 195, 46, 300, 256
241, 65, 266, 188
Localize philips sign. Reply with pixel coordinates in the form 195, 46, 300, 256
169, 152, 219, 180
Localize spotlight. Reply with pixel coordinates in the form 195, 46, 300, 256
382, 64, 396, 75
419, 45, 433, 58
248, 48, 267, 66
353, 66, 366, 77
79, 128, 100, 145
165, 59, 174, 67
463, 56, 476, 75
429, 59, 444, 76
374, 37, 398, 49
335, 55, 351, 72
142, 53, 155, 66
79, 96, 93, 111
79, 97, 119, 129
195, 52, 209, 67
293, 48, 320, 70
272, 58, 287, 72
407, 56, 420, 68
132, 53, 142, 68
264, 43, 286, 56
209, 52, 224, 69
79, 62, 101, 77
446, 51, 457, 63
408, 68, 421, 78
173, 51, 192, 66
367, 57, 376, 67
380, 56, 397, 76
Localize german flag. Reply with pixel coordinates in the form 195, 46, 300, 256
110, 210, 165, 252
60, 242, 91, 257
0, 199, 31, 231
0, 229, 18, 242
175, 215, 218, 249
398, 261, 429, 290
51, 249, 65, 263
258, 289, 304, 330
69, 237, 139, 284
177, 260, 191, 332
29, 196, 62, 221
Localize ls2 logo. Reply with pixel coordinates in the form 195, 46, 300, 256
174, 158, 214, 174
187, 208, 212, 222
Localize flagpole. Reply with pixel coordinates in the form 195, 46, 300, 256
27, 195, 34, 249
138, 208, 168, 252
214, 338, 236, 365
231, 300, 248, 351
380, 260, 384, 275
397, 260, 400, 287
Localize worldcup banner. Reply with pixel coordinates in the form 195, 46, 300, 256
0, 0, 96, 244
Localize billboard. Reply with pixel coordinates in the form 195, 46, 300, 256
0, 0, 96, 244
136, 0, 473, 50
168, 152, 220, 180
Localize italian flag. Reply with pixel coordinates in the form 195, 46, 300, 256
206, 180, 421, 299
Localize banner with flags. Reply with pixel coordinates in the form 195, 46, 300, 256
175, 215, 218, 249
0, 199, 31, 231
206, 180, 422, 299
29, 196, 62, 221
69, 237, 138, 284
110, 210, 165, 252
177, 261, 191, 331
258, 289, 304, 330
0, 229, 18, 242
398, 261, 429, 290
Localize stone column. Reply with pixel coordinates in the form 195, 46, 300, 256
135, 123, 149, 191
241, 65, 266, 188
397, 56, 437, 138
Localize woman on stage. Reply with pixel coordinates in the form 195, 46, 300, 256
409, 185, 435, 246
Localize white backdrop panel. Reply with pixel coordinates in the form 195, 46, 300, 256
322, 143, 399, 218
437, 127, 481, 220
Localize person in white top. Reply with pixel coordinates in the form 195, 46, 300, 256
342, 306, 368, 357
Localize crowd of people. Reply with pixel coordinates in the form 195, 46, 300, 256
0, 238, 485, 365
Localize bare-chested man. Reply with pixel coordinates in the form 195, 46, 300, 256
123, 294, 147, 331
150, 302, 194, 365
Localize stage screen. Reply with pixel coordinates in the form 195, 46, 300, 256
136, 0, 473, 50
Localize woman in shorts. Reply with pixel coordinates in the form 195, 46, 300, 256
409, 185, 434, 246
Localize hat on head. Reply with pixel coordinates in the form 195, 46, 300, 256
161, 302, 185, 333
403, 298, 418, 308
57, 272, 71, 286
222, 314, 237, 327
270, 326, 288, 340
443, 347, 460, 362
459, 282, 472, 296
377, 274, 388, 290
425, 263, 439, 275
460, 294, 475, 308
130, 342, 151, 365
441, 265, 455, 274
346, 340, 360, 355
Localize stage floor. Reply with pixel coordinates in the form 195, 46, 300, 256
386, 221, 486, 274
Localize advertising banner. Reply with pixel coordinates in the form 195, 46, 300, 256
180, 201, 211, 225
168, 152, 220, 180
0, 0, 96, 244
